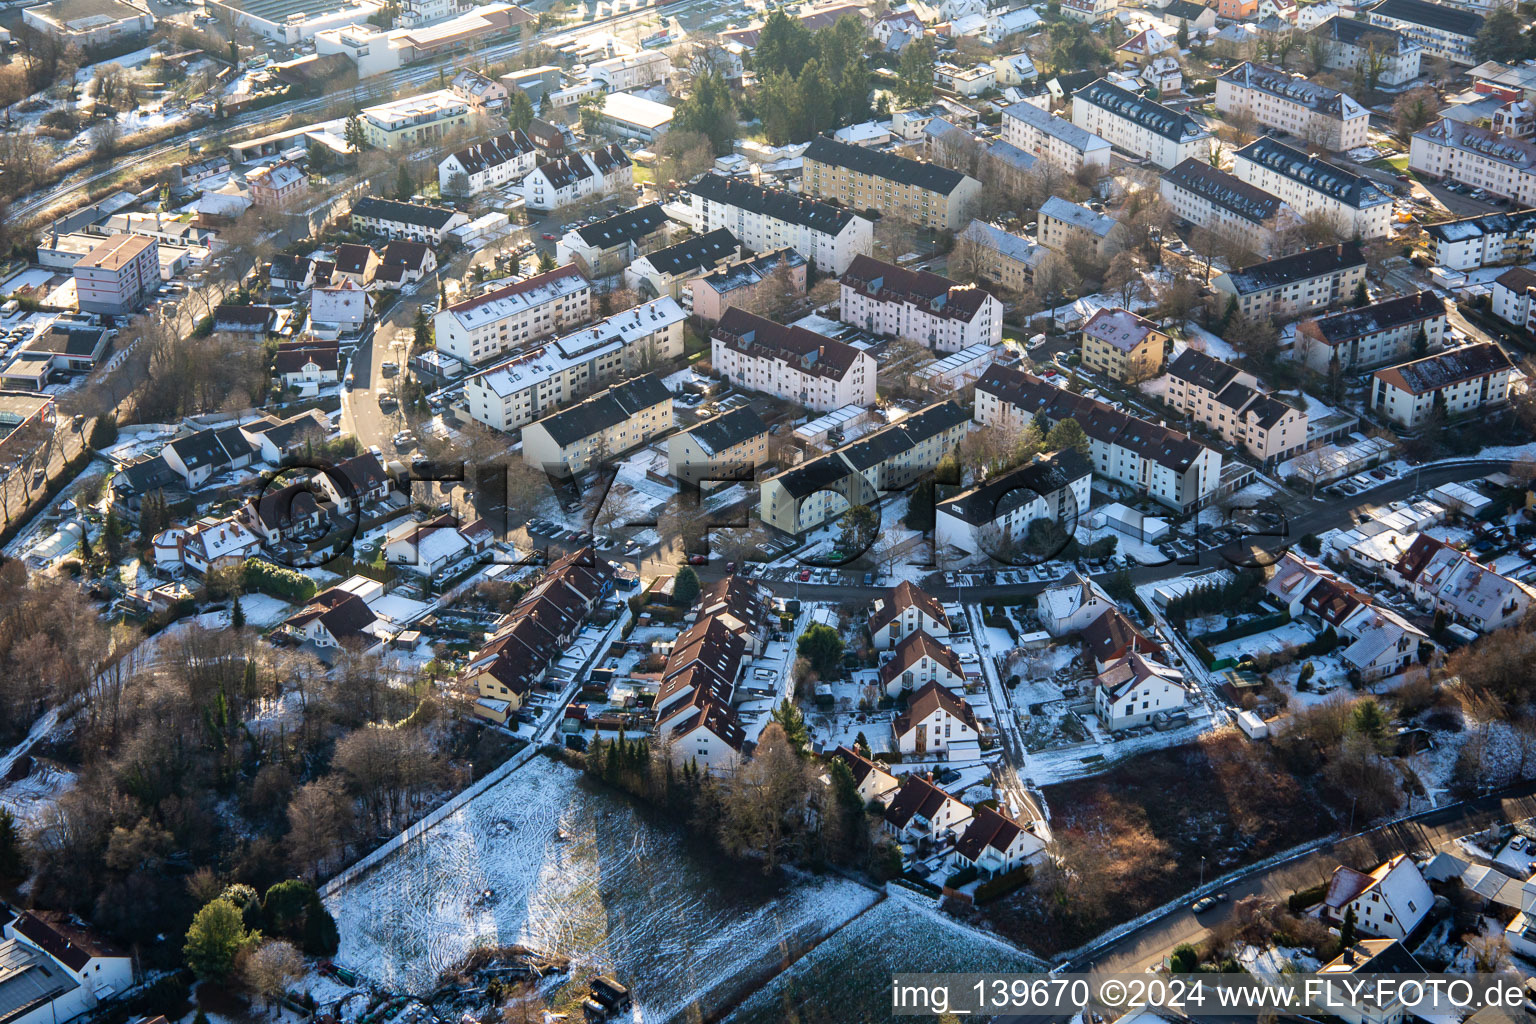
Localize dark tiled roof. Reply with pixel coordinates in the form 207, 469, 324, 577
1168, 347, 1240, 393
678, 406, 768, 455
1373, 341, 1512, 395
351, 197, 461, 230
1075, 77, 1209, 144
687, 173, 860, 234
1235, 138, 1389, 209
640, 228, 738, 276
529, 372, 671, 447
841, 254, 993, 323
1315, 14, 1407, 49
1371, 0, 1483, 37
1162, 158, 1287, 225
712, 308, 865, 381
936, 449, 1092, 527
870, 580, 949, 635
574, 203, 668, 248
1305, 291, 1445, 344
1221, 242, 1365, 295
804, 135, 970, 196
954, 806, 1026, 862
448, 130, 535, 175
883, 773, 961, 829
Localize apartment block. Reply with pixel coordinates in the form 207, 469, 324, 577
361, 90, 470, 149
1312, 17, 1422, 88
1213, 242, 1366, 320
1371, 342, 1514, 427
1295, 291, 1448, 373
802, 136, 983, 231
1232, 137, 1393, 239
1410, 119, 1536, 207
1000, 100, 1112, 175
462, 297, 685, 433
689, 248, 808, 324
1160, 158, 1297, 255
625, 228, 740, 303
1038, 195, 1123, 256
839, 254, 1003, 353
1080, 307, 1167, 382
711, 309, 876, 412
956, 219, 1043, 292
72, 234, 159, 315
684, 173, 873, 274
556, 203, 670, 278
1216, 63, 1369, 151
667, 406, 772, 486
1165, 347, 1308, 463
935, 450, 1094, 556
975, 363, 1222, 512
523, 144, 632, 211
759, 402, 968, 534
1367, 0, 1483, 65
1070, 78, 1213, 170
522, 373, 673, 476
1491, 265, 1536, 330
432, 264, 592, 365
1423, 208, 1536, 270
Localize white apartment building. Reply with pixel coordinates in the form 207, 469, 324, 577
1165, 347, 1309, 463
934, 450, 1093, 556
1313, 17, 1422, 88
1296, 291, 1448, 373
974, 363, 1222, 512
1071, 78, 1213, 170
432, 265, 592, 365
934, 62, 997, 96
1492, 265, 1536, 330
838, 254, 1003, 352
684, 174, 873, 274
463, 297, 686, 433
1160, 158, 1298, 256
1410, 119, 1536, 207
438, 130, 538, 194
522, 144, 632, 211
1368, 0, 1483, 65
711, 309, 876, 412
1371, 342, 1514, 427
521, 372, 672, 476
588, 49, 672, 92
1001, 99, 1112, 175
1423, 208, 1536, 270
1213, 241, 1367, 319
1216, 63, 1370, 151
1232, 137, 1394, 239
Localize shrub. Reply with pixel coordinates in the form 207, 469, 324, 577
1299, 533, 1321, 555
1287, 882, 1327, 914
945, 866, 979, 888
242, 558, 317, 601
975, 862, 1034, 904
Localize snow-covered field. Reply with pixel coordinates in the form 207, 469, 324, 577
324, 756, 880, 1021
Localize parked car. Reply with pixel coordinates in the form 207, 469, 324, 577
688, 553, 708, 565
1190, 896, 1219, 914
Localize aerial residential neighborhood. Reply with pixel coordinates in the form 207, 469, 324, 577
8, 0, 1536, 1018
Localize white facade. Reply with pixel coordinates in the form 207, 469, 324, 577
1370, 342, 1514, 428
522, 146, 633, 212
1094, 653, 1188, 730
432, 266, 592, 365
1232, 139, 1393, 239
838, 260, 1004, 353
588, 50, 672, 92
1216, 63, 1370, 151
685, 175, 875, 274
710, 311, 877, 411
437, 131, 538, 194
1071, 79, 1213, 169
1001, 100, 1112, 175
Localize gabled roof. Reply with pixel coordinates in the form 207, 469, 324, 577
686, 173, 861, 234
1370, 0, 1483, 36
804, 135, 972, 196
1372, 341, 1512, 395
1169, 346, 1241, 393
573, 202, 668, 248
1219, 242, 1365, 295
1304, 291, 1445, 344
1162, 158, 1288, 225
639, 228, 738, 277
351, 196, 462, 230
284, 586, 377, 646
869, 580, 949, 635
527, 372, 671, 448
881, 630, 966, 688
1235, 138, 1390, 210
11, 911, 124, 972
1095, 650, 1185, 699
935, 449, 1092, 527
830, 744, 896, 790
712, 308, 866, 381
248, 481, 321, 530
1074, 77, 1211, 144
840, 254, 994, 323
892, 677, 977, 732
1221, 62, 1364, 119
954, 805, 1026, 862
447, 130, 535, 175
676, 405, 769, 456
883, 773, 963, 829
1080, 607, 1159, 664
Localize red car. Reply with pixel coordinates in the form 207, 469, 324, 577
541, 232, 557, 240
798, 568, 811, 582
688, 554, 708, 565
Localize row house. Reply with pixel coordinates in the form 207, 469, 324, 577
432, 264, 592, 365
655, 576, 773, 770
1265, 552, 1429, 681
667, 406, 772, 486
1368, 0, 1483, 65
1410, 120, 1536, 207
974, 363, 1223, 512
884, 774, 972, 850
1165, 347, 1309, 464
759, 401, 969, 534
1312, 16, 1422, 88
1294, 291, 1447, 373
1232, 137, 1393, 239
934, 449, 1094, 557
1213, 241, 1367, 320
1370, 341, 1514, 428
1395, 534, 1536, 633
437, 130, 538, 194
1079, 306, 1167, 382
881, 632, 967, 701
684, 173, 874, 274
349, 196, 469, 244
1423, 207, 1536, 270
802, 136, 982, 231
1216, 62, 1370, 152
465, 547, 615, 722
1000, 100, 1112, 175
522, 144, 632, 212
1070, 78, 1213, 170
557, 203, 671, 278
869, 581, 951, 651
462, 297, 685, 433
839, 254, 1003, 353
520, 372, 672, 477
1159, 158, 1298, 256
710, 309, 876, 413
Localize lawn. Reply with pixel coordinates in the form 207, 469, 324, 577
1370, 154, 1411, 174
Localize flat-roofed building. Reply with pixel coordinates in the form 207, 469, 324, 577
589, 50, 671, 92
684, 173, 874, 274
522, 373, 672, 476
22, 0, 153, 44
1312, 17, 1422, 88
461, 297, 683, 433
711, 309, 876, 411
1160, 158, 1297, 256
593, 90, 676, 142
839, 254, 1004, 352
1232, 137, 1393, 239
1213, 241, 1366, 319
361, 89, 470, 148
432, 264, 591, 365
802, 136, 982, 231
72, 233, 158, 315
1216, 62, 1369, 151
1001, 99, 1112, 175
1423, 208, 1536, 270
1071, 78, 1213, 169
1371, 342, 1514, 427
1080, 307, 1167, 382
1296, 291, 1447, 372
